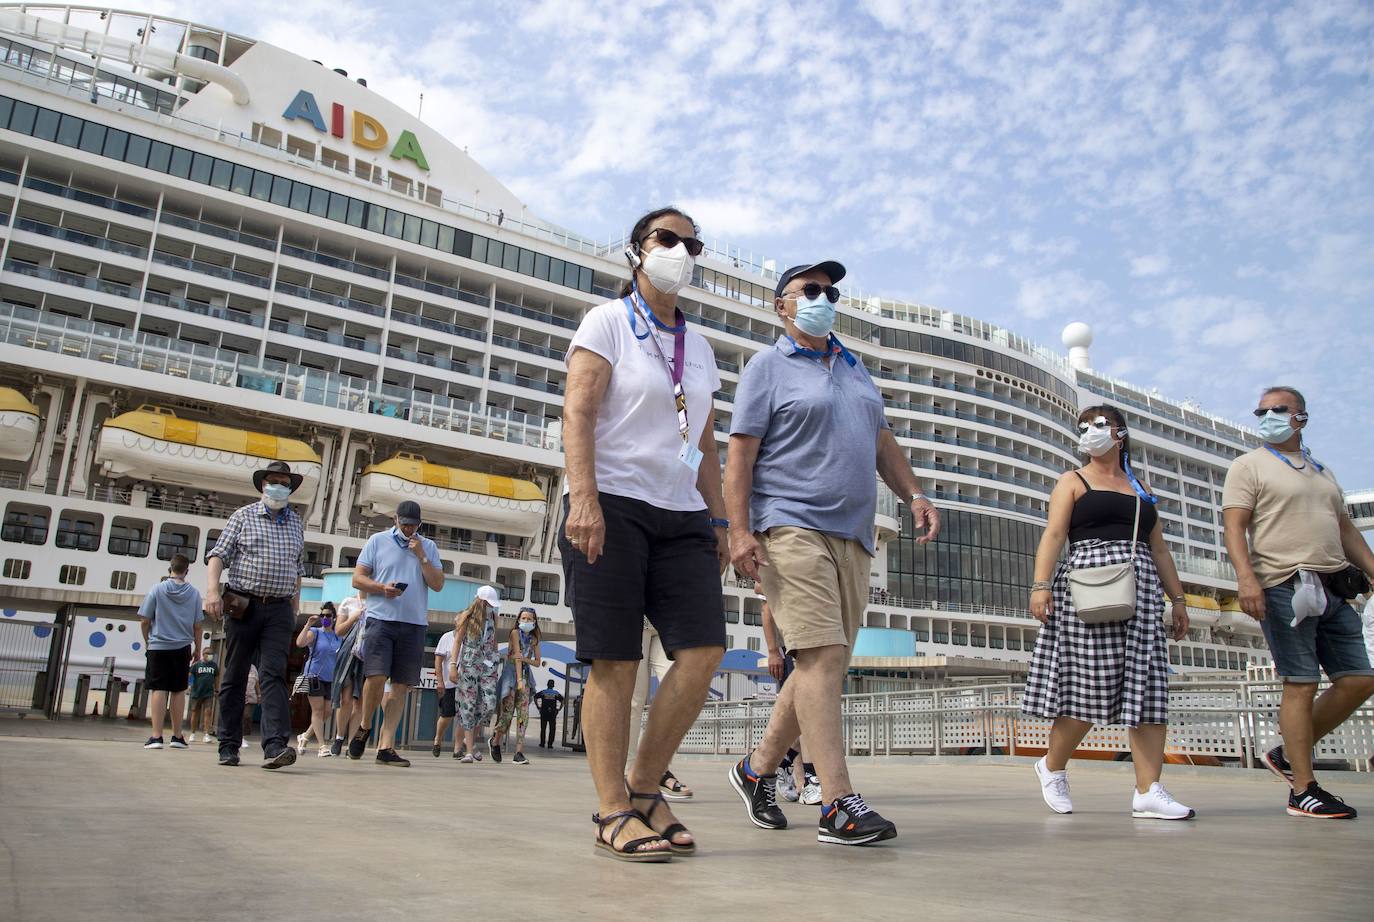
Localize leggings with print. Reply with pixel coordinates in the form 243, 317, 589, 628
495, 684, 530, 739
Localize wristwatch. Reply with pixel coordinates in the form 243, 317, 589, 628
708, 517, 730, 528
908, 492, 930, 505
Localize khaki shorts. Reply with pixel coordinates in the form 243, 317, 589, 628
756, 527, 869, 652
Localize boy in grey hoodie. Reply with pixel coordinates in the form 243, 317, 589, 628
139, 553, 204, 749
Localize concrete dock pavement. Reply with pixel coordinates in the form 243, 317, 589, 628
1, 718, 1372, 921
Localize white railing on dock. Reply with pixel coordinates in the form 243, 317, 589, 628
676, 682, 1374, 771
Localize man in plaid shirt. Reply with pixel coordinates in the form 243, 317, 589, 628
206, 461, 307, 769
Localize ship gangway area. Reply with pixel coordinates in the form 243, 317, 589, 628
0, 718, 1371, 920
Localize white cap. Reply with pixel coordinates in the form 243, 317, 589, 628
476, 585, 501, 611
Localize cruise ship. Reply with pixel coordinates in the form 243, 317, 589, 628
2, 5, 1357, 710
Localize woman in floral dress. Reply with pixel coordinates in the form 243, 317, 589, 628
451, 586, 502, 763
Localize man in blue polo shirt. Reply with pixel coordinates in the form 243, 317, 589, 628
347, 500, 444, 766
725, 260, 941, 848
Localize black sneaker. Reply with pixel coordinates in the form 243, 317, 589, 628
453, 745, 465, 760
168, 736, 189, 750
489, 736, 502, 763
432, 742, 441, 758
513, 752, 528, 765
330, 737, 344, 758
1263, 746, 1295, 786
1288, 782, 1357, 819
347, 727, 369, 760
143, 736, 164, 750
218, 751, 240, 766
262, 748, 297, 771
728, 754, 787, 829
376, 748, 411, 767
818, 793, 898, 846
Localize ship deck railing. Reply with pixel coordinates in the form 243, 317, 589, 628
0, 301, 562, 452
675, 681, 1374, 770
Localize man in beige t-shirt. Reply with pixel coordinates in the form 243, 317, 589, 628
1222, 385, 1374, 820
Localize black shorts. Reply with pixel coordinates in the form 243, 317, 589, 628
437, 686, 456, 718
146, 646, 192, 692
362, 619, 425, 686
560, 492, 726, 664
307, 678, 333, 700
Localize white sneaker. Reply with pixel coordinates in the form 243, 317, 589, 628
1131, 782, 1195, 820
777, 767, 800, 802
1035, 757, 1073, 814
800, 775, 822, 806
296, 732, 309, 754
240, 739, 249, 749
317, 745, 333, 758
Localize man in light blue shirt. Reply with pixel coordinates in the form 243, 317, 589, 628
726, 261, 941, 847
138, 553, 203, 750
347, 500, 444, 766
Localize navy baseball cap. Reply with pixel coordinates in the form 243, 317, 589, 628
396, 500, 422, 525
774, 261, 846, 299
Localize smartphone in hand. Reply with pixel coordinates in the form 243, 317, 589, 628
393, 582, 408, 592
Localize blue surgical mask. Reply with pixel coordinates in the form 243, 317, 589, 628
1258, 412, 1295, 444
262, 484, 291, 508
518, 621, 535, 633
793, 295, 835, 338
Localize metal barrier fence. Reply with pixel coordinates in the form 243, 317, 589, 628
677, 682, 1374, 772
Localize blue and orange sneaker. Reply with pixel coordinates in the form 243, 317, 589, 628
729, 753, 787, 829
818, 793, 897, 846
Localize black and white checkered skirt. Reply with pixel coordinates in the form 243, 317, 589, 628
1021, 539, 1170, 727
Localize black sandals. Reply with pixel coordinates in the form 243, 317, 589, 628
592, 810, 672, 863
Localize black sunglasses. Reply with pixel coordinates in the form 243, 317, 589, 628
644, 228, 704, 257
783, 282, 841, 304
1252, 405, 1307, 419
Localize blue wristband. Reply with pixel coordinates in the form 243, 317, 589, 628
708, 517, 730, 528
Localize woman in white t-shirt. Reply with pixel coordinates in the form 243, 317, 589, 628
561, 206, 728, 862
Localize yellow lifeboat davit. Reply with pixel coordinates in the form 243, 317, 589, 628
357, 452, 546, 536
0, 387, 40, 462
95, 406, 321, 502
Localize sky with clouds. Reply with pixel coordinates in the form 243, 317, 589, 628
144, 0, 1372, 484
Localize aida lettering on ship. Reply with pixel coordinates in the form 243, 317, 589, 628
282, 90, 429, 171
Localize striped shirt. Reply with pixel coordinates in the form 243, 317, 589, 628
208, 501, 305, 598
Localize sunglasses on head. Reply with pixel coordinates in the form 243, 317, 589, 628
1253, 405, 1307, 420
783, 282, 841, 304
643, 227, 704, 257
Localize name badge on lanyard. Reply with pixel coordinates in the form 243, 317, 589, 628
626, 292, 701, 474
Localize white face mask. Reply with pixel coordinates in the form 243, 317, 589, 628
1077, 426, 1118, 457
640, 241, 695, 296
262, 484, 291, 510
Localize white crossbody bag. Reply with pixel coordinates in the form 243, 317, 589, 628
1068, 492, 1142, 624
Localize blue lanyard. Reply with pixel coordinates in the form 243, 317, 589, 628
623, 287, 690, 441
785, 333, 857, 367
1121, 457, 1158, 505
1264, 443, 1324, 472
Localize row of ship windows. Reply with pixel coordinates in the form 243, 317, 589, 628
2, 153, 1109, 418
0, 504, 563, 603
0, 95, 599, 295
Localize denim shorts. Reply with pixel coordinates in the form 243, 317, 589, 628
1260, 578, 1374, 683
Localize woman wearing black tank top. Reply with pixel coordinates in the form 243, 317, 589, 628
1022, 405, 1195, 820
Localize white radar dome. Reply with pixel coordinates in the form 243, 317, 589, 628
1061, 322, 1093, 349
1061, 322, 1093, 371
